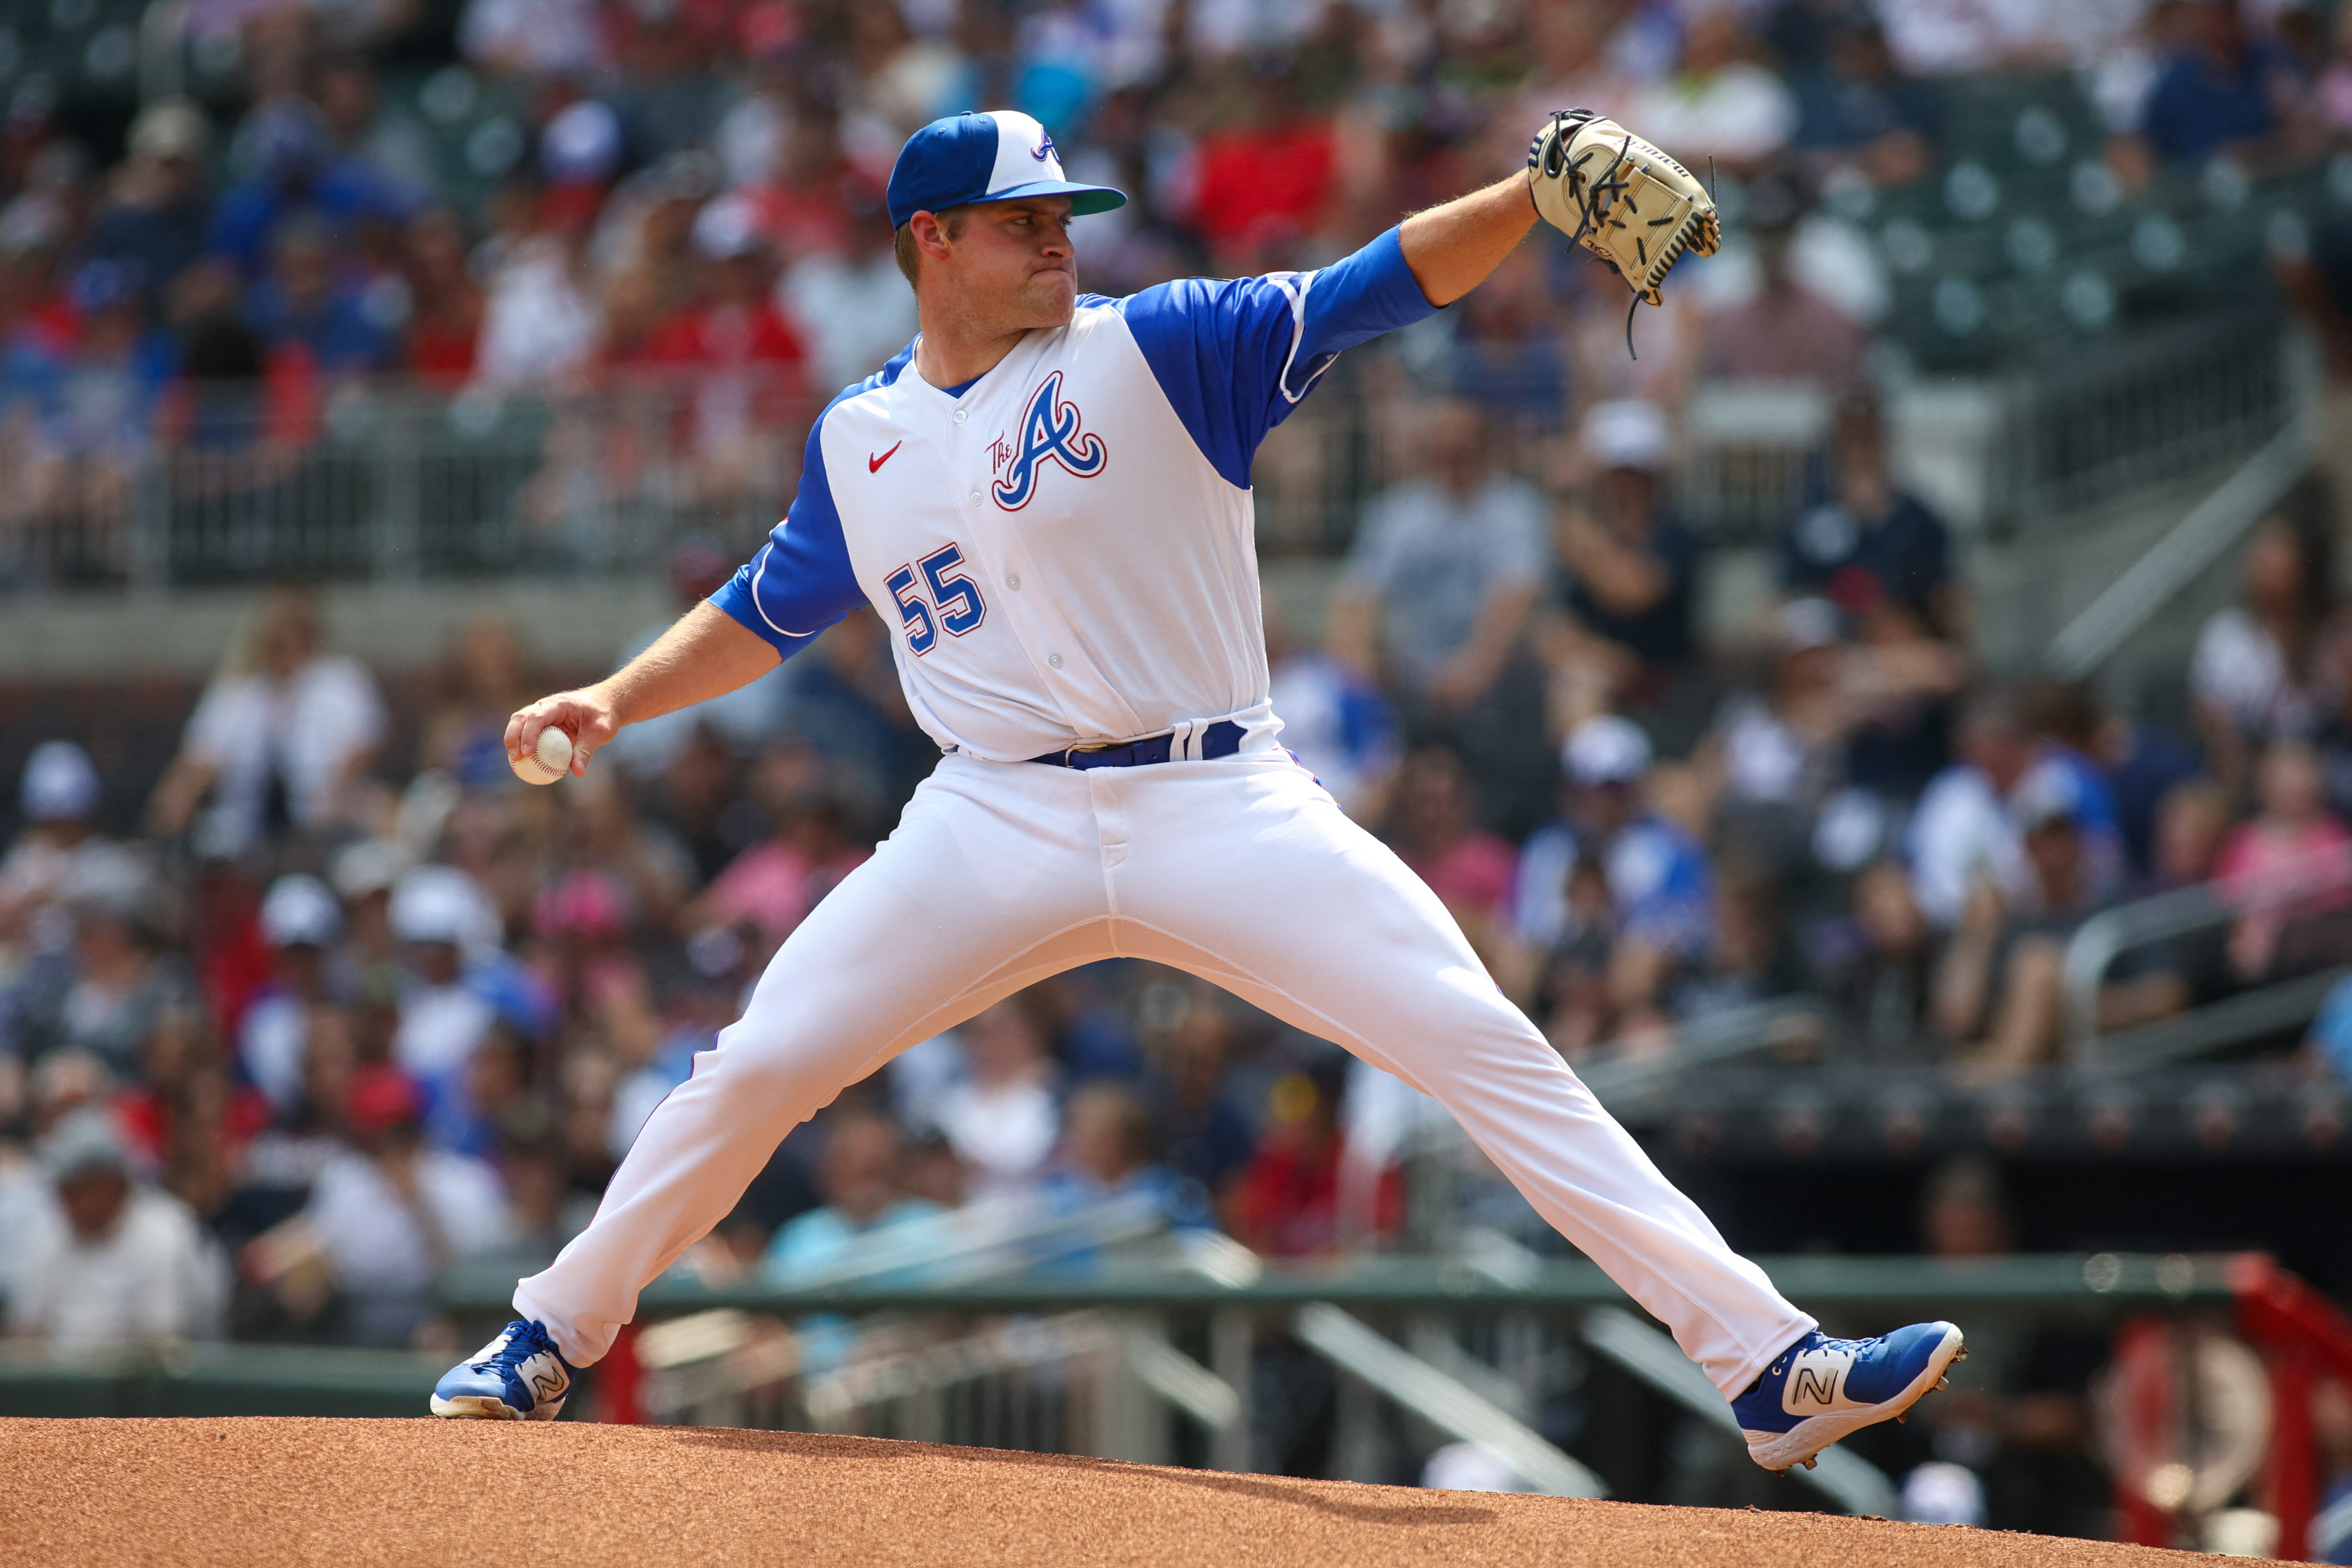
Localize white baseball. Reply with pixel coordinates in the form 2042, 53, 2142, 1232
511, 725, 574, 786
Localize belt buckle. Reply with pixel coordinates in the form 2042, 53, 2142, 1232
1062, 740, 1116, 768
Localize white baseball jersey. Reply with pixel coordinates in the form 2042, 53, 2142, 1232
711, 228, 1438, 760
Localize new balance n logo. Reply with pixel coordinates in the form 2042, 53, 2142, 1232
1791, 1367, 1840, 1408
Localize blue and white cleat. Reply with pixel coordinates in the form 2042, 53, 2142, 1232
430, 1319, 576, 1420
1731, 1321, 1966, 1473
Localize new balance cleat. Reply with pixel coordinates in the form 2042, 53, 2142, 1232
1731, 1321, 1965, 1473
430, 1319, 575, 1420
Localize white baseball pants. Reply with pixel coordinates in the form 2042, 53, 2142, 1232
514, 747, 1815, 1395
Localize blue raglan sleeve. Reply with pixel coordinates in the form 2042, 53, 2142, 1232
1112, 226, 1437, 489
710, 404, 867, 656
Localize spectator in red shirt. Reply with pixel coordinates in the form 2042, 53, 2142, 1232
1190, 74, 1336, 268
742, 111, 870, 263
1229, 1058, 1397, 1256
401, 209, 482, 386
643, 193, 809, 510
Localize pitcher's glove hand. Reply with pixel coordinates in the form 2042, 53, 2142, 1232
1528, 110, 1719, 307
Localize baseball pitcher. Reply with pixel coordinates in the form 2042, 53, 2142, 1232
432, 106, 1963, 1476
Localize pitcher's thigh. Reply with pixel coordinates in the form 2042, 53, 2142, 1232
1116, 762, 1534, 1095
721, 773, 1113, 1092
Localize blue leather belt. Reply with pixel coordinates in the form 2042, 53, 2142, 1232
1029, 720, 1247, 770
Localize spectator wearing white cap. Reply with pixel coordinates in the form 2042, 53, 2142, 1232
543, 100, 624, 191
79, 98, 213, 309
1545, 400, 1703, 736
1512, 717, 1717, 1051
389, 866, 501, 1095
145, 588, 388, 860
0, 741, 110, 961
0, 1050, 111, 1310
330, 837, 416, 979
1690, 596, 1903, 881
8, 1111, 225, 1347
238, 875, 348, 1117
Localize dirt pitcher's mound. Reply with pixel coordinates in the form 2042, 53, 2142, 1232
0, 1417, 2234, 1567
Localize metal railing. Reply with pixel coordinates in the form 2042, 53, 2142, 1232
2061, 853, 2352, 1051
435, 1245, 2265, 1512
0, 301, 2308, 598
2004, 303, 2297, 526
0, 378, 813, 593
1575, 995, 1834, 1120
0, 1341, 448, 1417
593, 1198, 1613, 1493
1675, 381, 1833, 541
2045, 417, 2312, 681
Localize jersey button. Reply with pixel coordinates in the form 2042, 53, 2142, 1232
968, 490, 981, 504
1047, 653, 1063, 669
1007, 574, 1022, 591
953, 409, 968, 424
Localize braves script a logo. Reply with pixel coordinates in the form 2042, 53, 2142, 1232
989, 371, 1106, 509
1032, 128, 1058, 162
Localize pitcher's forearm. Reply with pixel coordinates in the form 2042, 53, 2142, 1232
510, 602, 784, 772
600, 602, 782, 728
1399, 174, 1540, 308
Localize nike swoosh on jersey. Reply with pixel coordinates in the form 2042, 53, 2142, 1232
869, 442, 903, 473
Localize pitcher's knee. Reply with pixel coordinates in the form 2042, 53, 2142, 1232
1360, 1005, 1566, 1095
697, 1022, 861, 1111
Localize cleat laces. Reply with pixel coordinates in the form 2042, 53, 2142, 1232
468, 1321, 560, 1377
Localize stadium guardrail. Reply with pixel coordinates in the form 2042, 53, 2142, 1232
0, 301, 2309, 600
2045, 417, 2312, 682
2, 1247, 2337, 1547
0, 1341, 446, 1418
2061, 854, 2352, 1053
441, 1246, 2351, 1551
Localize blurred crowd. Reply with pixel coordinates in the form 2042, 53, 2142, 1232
8, 0, 2352, 573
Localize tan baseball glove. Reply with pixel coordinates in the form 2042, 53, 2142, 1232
1528, 110, 1720, 309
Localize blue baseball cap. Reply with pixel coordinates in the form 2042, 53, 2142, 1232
885, 110, 1126, 229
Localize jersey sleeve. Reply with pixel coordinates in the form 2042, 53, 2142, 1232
710, 406, 866, 656
1113, 226, 1437, 488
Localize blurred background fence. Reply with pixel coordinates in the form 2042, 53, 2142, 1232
0, 307, 2308, 597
